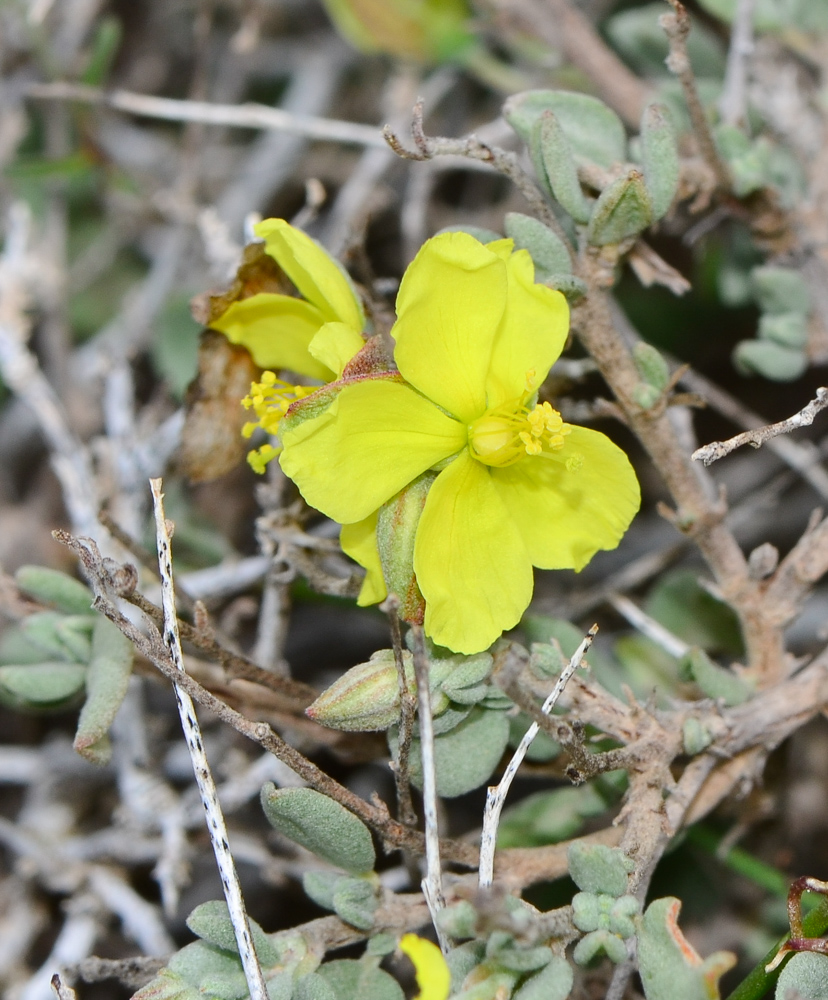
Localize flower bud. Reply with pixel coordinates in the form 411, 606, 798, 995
306, 648, 413, 732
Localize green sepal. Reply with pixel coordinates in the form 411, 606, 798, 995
512, 957, 573, 1000
14, 565, 94, 615
637, 897, 736, 1000
185, 900, 280, 967
634, 342, 671, 391
73, 615, 134, 765
751, 266, 810, 315
531, 112, 592, 224
758, 311, 809, 349
503, 213, 572, 280
733, 338, 807, 381
260, 785, 376, 874
587, 168, 654, 246
640, 103, 680, 220
377, 473, 434, 624
0, 662, 87, 708
680, 647, 753, 706
568, 842, 633, 897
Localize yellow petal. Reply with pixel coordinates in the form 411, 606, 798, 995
279, 378, 466, 524
309, 321, 366, 378
399, 934, 451, 1000
209, 293, 335, 380
340, 511, 387, 606
492, 425, 640, 571
486, 248, 570, 407
415, 450, 533, 653
254, 218, 365, 331
392, 232, 508, 423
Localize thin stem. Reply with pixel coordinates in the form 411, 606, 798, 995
479, 626, 597, 888
383, 597, 417, 829
150, 479, 267, 1000
410, 624, 447, 951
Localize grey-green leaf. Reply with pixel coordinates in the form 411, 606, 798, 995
758, 312, 809, 349
504, 213, 572, 278
293, 973, 338, 1000
74, 615, 134, 765
680, 648, 753, 706
568, 842, 633, 897
260, 785, 376, 874
15, 565, 94, 615
531, 112, 592, 224
185, 900, 280, 967
587, 169, 653, 246
775, 952, 828, 999
512, 956, 573, 1000
332, 877, 379, 931
634, 342, 671, 391
0, 662, 87, 707
317, 959, 404, 1000
166, 941, 248, 1000
640, 104, 679, 220
751, 265, 810, 315
733, 338, 807, 381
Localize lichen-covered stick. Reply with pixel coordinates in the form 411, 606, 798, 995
149, 479, 267, 1000
479, 625, 598, 889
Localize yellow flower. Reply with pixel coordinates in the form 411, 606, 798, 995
210, 218, 366, 381
399, 934, 451, 1000
279, 232, 641, 654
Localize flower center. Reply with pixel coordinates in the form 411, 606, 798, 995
468, 399, 572, 468
242, 371, 316, 472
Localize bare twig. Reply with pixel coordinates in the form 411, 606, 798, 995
25, 82, 387, 148
479, 626, 597, 889
660, 1, 731, 191
719, 0, 757, 127
149, 480, 267, 1000
693, 388, 828, 466
410, 625, 447, 951
383, 596, 417, 829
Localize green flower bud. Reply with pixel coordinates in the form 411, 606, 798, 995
377, 473, 435, 625
260, 785, 376, 874
640, 103, 680, 220
587, 168, 654, 246
733, 338, 807, 381
504, 213, 572, 279
306, 649, 412, 732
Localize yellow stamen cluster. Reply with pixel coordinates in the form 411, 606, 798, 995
469, 398, 571, 468
242, 371, 316, 473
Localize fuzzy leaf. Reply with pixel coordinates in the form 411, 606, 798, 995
503, 213, 572, 279
293, 972, 338, 1000
303, 871, 346, 911
530, 112, 592, 224
587, 168, 653, 246
317, 959, 404, 1000
637, 897, 736, 1000
504, 90, 626, 169
0, 662, 87, 707
165, 941, 248, 1000
681, 648, 753, 706
332, 877, 379, 930
511, 957, 573, 1000
14, 565, 94, 615
568, 842, 633, 897
73, 615, 134, 765
19, 611, 90, 663
260, 785, 376, 874
573, 928, 628, 965
393, 705, 510, 798
634, 342, 670, 391
751, 266, 810, 315
774, 952, 828, 999
646, 570, 743, 656
640, 104, 680, 219
185, 900, 280, 968
757, 312, 809, 349
498, 786, 607, 848
733, 338, 807, 381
